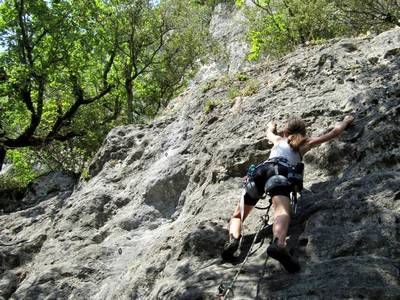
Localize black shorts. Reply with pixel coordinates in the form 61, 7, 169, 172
244, 163, 292, 206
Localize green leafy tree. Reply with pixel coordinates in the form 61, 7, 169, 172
245, 0, 399, 59
0, 0, 215, 182
137, 0, 212, 116
113, 0, 211, 123
246, 0, 348, 59
334, 0, 400, 31
0, 0, 118, 171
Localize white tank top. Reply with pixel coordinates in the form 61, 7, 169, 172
269, 138, 301, 164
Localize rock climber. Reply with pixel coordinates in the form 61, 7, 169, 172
221, 115, 355, 273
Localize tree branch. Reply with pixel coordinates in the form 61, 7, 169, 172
282, 0, 303, 43
99, 96, 121, 126
129, 24, 170, 81
32, 28, 48, 50
83, 85, 113, 105
48, 52, 114, 138
251, 0, 291, 41
51, 131, 83, 142
16, 0, 34, 67
102, 36, 118, 88
251, 0, 272, 12
4, 130, 82, 148
14, 76, 46, 145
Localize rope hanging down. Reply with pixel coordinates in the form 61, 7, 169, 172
218, 202, 273, 299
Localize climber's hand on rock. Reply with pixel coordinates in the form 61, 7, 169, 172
343, 115, 355, 128
268, 121, 277, 131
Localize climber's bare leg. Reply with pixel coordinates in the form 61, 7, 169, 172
271, 195, 291, 247
228, 202, 254, 239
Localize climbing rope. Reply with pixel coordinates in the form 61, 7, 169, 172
217, 202, 273, 299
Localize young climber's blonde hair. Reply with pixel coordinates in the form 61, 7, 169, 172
284, 117, 307, 151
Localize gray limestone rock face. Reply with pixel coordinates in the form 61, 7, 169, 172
193, 3, 250, 83
1, 26, 400, 300
23, 171, 77, 206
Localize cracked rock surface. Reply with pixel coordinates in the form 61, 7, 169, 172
1, 27, 400, 299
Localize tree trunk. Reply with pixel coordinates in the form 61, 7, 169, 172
125, 77, 134, 124
125, 63, 134, 124
0, 147, 6, 172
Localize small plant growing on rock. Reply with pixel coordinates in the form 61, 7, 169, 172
204, 98, 221, 114
216, 75, 230, 88
236, 72, 249, 82
227, 86, 240, 99
201, 80, 215, 93
349, 63, 361, 75
80, 167, 91, 181
241, 79, 260, 96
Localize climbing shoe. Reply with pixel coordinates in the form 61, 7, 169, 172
267, 242, 300, 273
221, 234, 241, 261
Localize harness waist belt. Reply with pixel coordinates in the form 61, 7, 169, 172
264, 157, 297, 167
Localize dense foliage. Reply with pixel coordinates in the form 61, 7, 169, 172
243, 0, 400, 60
0, 0, 214, 188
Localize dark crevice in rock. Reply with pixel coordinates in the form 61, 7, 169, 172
0, 271, 18, 299
178, 222, 226, 261
0, 188, 25, 214
0, 234, 47, 278
94, 194, 113, 229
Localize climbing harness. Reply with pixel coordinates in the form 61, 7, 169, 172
244, 163, 262, 200
238, 158, 303, 249
218, 202, 273, 299
239, 163, 267, 249
244, 158, 304, 211
264, 158, 303, 192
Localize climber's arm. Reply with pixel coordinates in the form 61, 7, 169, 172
301, 115, 354, 153
267, 121, 283, 145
